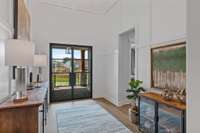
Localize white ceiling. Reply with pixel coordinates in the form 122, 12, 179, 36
40, 0, 119, 15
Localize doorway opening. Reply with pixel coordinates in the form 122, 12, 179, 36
118, 28, 137, 105
49, 43, 92, 102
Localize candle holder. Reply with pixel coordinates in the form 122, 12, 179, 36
175, 89, 186, 103
161, 85, 174, 101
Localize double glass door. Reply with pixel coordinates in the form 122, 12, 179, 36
50, 44, 92, 102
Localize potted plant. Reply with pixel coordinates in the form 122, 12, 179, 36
126, 79, 145, 124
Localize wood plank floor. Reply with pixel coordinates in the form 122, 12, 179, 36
46, 98, 140, 133
95, 98, 140, 133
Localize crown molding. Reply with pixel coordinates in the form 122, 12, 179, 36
40, 0, 120, 15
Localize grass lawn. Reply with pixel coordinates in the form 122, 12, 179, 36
52, 74, 82, 87
52, 75, 69, 86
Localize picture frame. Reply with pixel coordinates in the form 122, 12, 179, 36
151, 42, 186, 90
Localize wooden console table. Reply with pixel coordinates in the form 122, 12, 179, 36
139, 92, 186, 133
0, 85, 48, 133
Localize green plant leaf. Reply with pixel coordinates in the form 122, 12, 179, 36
127, 79, 144, 100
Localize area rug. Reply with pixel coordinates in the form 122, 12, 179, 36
56, 103, 132, 133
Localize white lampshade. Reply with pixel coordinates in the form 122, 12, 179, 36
34, 54, 47, 67
5, 39, 35, 66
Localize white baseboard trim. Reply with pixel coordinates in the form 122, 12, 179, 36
104, 96, 118, 106
102, 97, 131, 107
117, 99, 131, 107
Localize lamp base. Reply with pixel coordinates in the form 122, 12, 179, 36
16, 67, 27, 91
35, 82, 41, 88
13, 95, 28, 103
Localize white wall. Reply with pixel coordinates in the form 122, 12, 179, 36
103, 0, 186, 106
151, 0, 186, 44
31, 1, 110, 98
104, 0, 152, 105
0, 0, 13, 102
187, 0, 200, 132
0, 0, 13, 32
103, 0, 121, 105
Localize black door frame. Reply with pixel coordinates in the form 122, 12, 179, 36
49, 43, 93, 103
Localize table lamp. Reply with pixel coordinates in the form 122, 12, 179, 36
5, 39, 35, 101
34, 54, 47, 87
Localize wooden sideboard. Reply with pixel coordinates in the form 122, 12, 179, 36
0, 85, 48, 133
139, 92, 186, 133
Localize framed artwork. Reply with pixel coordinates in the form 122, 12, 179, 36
18, 0, 31, 40
151, 42, 186, 90
14, 0, 31, 40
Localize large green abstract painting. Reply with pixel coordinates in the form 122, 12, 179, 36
151, 43, 186, 90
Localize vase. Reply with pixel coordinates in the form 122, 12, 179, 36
128, 108, 138, 124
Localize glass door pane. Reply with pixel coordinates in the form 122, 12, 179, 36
73, 47, 92, 99
50, 44, 92, 102
51, 47, 73, 101
140, 97, 156, 133
158, 104, 182, 133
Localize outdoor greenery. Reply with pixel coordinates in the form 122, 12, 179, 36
52, 75, 69, 86
52, 58, 89, 87
52, 73, 88, 87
